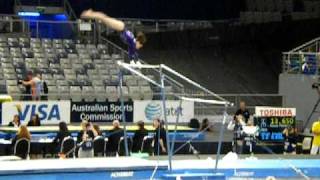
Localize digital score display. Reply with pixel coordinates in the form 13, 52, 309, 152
255, 117, 295, 141
255, 107, 296, 142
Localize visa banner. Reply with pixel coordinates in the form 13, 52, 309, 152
133, 100, 194, 123
1, 101, 71, 125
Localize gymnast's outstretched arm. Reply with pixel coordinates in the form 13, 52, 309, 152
81, 9, 125, 32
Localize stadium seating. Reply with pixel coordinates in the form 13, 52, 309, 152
0, 37, 158, 101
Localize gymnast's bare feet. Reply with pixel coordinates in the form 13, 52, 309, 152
80, 9, 95, 19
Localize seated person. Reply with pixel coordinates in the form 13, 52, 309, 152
8, 115, 21, 128
53, 122, 71, 152
92, 124, 102, 137
11, 125, 31, 159
152, 119, 167, 155
106, 120, 124, 156
132, 121, 148, 152
27, 114, 41, 126
242, 117, 259, 154
77, 122, 95, 158
199, 118, 213, 132
283, 126, 297, 154
228, 115, 246, 154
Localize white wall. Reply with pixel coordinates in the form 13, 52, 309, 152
279, 73, 319, 128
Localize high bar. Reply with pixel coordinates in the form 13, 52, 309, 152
181, 97, 232, 106
117, 61, 162, 88
160, 64, 231, 105
118, 62, 161, 69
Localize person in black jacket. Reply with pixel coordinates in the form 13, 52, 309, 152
153, 119, 167, 156
106, 120, 124, 156
132, 121, 148, 152
27, 114, 41, 126
8, 115, 21, 128
234, 101, 250, 123
53, 122, 70, 152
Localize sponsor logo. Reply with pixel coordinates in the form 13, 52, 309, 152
14, 103, 60, 121
110, 171, 134, 178
1, 101, 70, 125
144, 102, 162, 121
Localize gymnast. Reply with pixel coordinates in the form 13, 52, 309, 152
81, 9, 147, 65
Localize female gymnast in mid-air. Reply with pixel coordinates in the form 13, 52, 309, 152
81, 9, 147, 65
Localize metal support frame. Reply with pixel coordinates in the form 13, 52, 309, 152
169, 99, 183, 158
118, 69, 129, 156
160, 71, 173, 171
117, 61, 232, 174
215, 104, 228, 171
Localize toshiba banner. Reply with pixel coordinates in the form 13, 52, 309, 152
255, 106, 296, 117
133, 100, 194, 123
1, 101, 71, 125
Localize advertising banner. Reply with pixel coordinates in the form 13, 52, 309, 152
133, 100, 194, 123
2, 101, 71, 125
71, 102, 134, 123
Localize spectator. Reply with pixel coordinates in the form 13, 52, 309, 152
311, 119, 320, 155
27, 114, 41, 126
77, 122, 95, 158
106, 120, 124, 156
282, 126, 297, 154
92, 124, 102, 137
22, 73, 43, 101
152, 119, 167, 155
228, 115, 246, 154
8, 115, 21, 128
11, 125, 31, 148
200, 118, 212, 132
53, 122, 71, 152
41, 80, 48, 100
20, 71, 32, 101
189, 118, 200, 129
132, 121, 148, 152
235, 101, 250, 123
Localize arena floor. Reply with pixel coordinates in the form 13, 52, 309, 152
0, 155, 318, 179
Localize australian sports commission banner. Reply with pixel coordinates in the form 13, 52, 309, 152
133, 100, 194, 123
1, 101, 71, 125
71, 102, 134, 123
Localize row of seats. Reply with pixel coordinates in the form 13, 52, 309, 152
240, 12, 282, 24
0, 37, 159, 101
246, 0, 293, 12
14, 135, 155, 159
47, 85, 154, 101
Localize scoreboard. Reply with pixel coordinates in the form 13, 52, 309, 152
254, 107, 296, 142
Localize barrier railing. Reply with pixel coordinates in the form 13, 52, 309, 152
282, 52, 320, 74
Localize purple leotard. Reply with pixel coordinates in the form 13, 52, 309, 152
120, 29, 138, 60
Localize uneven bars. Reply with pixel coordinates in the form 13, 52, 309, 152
117, 61, 162, 88
118, 62, 161, 69
119, 62, 185, 89
160, 64, 232, 106
181, 97, 231, 105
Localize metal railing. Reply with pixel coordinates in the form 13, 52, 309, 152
63, 0, 77, 20
16, 0, 64, 7
282, 36, 320, 74
282, 51, 320, 74
99, 18, 217, 34
289, 36, 320, 53
0, 16, 98, 40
